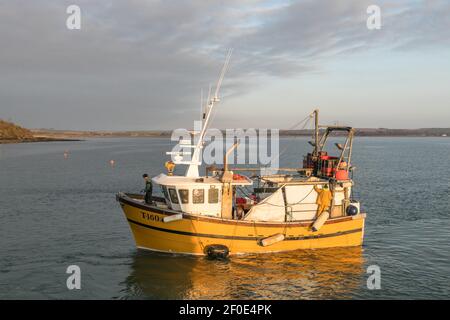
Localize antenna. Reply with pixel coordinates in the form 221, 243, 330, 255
200, 88, 203, 120
213, 48, 233, 101
204, 84, 212, 120
184, 49, 233, 177
207, 84, 212, 104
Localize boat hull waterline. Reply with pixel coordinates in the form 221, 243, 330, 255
118, 194, 366, 255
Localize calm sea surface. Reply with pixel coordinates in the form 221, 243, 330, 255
0, 137, 449, 299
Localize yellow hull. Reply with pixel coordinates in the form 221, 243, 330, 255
117, 194, 365, 255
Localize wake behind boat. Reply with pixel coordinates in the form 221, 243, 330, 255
116, 56, 366, 257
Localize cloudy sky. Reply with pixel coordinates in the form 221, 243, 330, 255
1, 0, 449, 130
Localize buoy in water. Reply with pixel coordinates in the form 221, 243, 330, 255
63, 150, 69, 159
110, 160, 115, 167
205, 244, 229, 259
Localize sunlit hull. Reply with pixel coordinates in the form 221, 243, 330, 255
117, 193, 365, 255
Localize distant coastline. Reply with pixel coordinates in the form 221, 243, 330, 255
0, 137, 82, 144
30, 128, 450, 139
1, 119, 449, 145
0, 119, 81, 144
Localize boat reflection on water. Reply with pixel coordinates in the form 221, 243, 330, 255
121, 247, 365, 299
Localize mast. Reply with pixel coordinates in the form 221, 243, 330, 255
185, 49, 233, 177
313, 109, 319, 157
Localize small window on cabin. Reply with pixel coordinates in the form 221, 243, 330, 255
193, 189, 204, 204
208, 187, 219, 203
161, 186, 169, 200
178, 189, 189, 204
168, 188, 179, 204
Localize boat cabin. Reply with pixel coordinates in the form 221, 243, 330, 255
152, 173, 253, 217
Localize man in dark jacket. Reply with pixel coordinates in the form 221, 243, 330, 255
142, 174, 153, 204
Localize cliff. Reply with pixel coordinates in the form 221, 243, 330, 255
0, 119, 34, 141
0, 119, 80, 143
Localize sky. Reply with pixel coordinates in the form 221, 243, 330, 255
0, 0, 449, 130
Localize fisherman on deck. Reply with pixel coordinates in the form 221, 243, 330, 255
142, 174, 153, 204
314, 184, 332, 216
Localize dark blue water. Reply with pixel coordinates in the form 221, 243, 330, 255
0, 137, 449, 299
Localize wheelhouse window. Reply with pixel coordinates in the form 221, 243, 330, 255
193, 189, 204, 204
178, 189, 189, 204
161, 186, 169, 200
208, 187, 219, 203
168, 188, 179, 204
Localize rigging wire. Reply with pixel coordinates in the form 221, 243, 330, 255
262, 111, 315, 167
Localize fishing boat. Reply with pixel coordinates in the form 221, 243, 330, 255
116, 55, 366, 257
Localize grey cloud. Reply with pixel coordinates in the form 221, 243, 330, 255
0, 0, 448, 129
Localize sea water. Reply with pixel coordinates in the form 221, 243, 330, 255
0, 137, 449, 299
